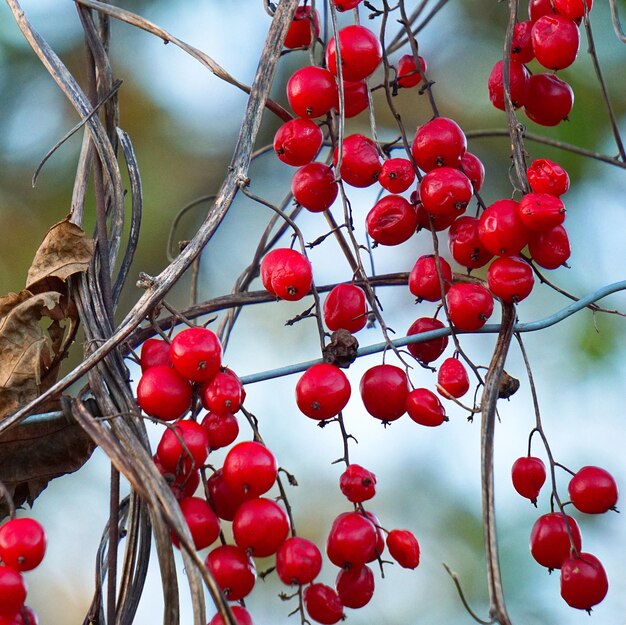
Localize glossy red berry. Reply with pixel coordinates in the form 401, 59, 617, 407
201, 412, 239, 451
419, 167, 473, 219
532, 15, 580, 70
366, 195, 418, 246
207, 605, 254, 625
276, 536, 322, 586
326, 25, 382, 82
223, 441, 277, 499
511, 456, 547, 504
397, 54, 427, 88
172, 496, 220, 550
323, 284, 368, 333
530, 512, 582, 569
333, 134, 381, 188
295, 363, 351, 421
528, 224, 571, 269
274, 119, 323, 166
304, 583, 344, 625
336, 564, 375, 609
568, 466, 619, 514
0, 519, 46, 572
284, 6, 320, 49
409, 255, 452, 302
415, 201, 458, 232
529, 0, 558, 21
339, 464, 377, 503
560, 552, 608, 611
136, 365, 192, 421
487, 59, 531, 110
260, 248, 313, 301
406, 317, 448, 364
326, 511, 378, 568
291, 163, 338, 212
554, 0, 593, 20
360, 364, 409, 422
446, 283, 494, 331
527, 159, 570, 196
205, 545, 256, 601
437, 357, 470, 399
0, 566, 26, 617
478, 199, 529, 257
518, 193, 566, 232
140, 338, 172, 372
448, 216, 494, 269
342, 80, 370, 118
156, 420, 209, 475
406, 388, 447, 427
170, 327, 223, 384
524, 73, 574, 126
154, 457, 200, 500
201, 371, 243, 414
511, 20, 535, 63
412, 117, 467, 171
206, 468, 247, 522
287, 66, 338, 119
386, 529, 420, 569
459, 152, 485, 192
487, 255, 535, 303
379, 158, 416, 193
232, 498, 289, 557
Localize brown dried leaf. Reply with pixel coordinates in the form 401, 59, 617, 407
26, 217, 95, 292
0, 290, 61, 419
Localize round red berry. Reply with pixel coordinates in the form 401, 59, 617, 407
136, 365, 192, 422
554, 0, 593, 20
172, 496, 220, 550
325, 25, 382, 82
201, 412, 239, 451
156, 420, 209, 475
223, 441, 277, 499
419, 167, 473, 219
304, 583, 344, 625
207, 606, 254, 625
366, 195, 418, 246
233, 497, 289, 557
334, 134, 381, 188
287, 66, 338, 119
437, 357, 470, 398
397, 54, 427, 88
260, 248, 313, 301
527, 159, 570, 196
205, 544, 256, 601
274, 119, 323, 166
295, 363, 351, 421
518, 193, 566, 232
379, 157, 416, 193
342, 80, 369, 118
532, 14, 580, 70
386, 529, 420, 569
487, 59, 530, 110
140, 338, 172, 372
409, 255, 452, 302
478, 199, 529, 257
0, 518, 46, 572
326, 511, 378, 568
511, 20, 535, 63
291, 163, 338, 213
283, 6, 320, 49
170, 327, 223, 384
406, 317, 448, 364
530, 512, 582, 569
560, 552, 608, 611
276, 536, 322, 586
568, 466, 619, 514
0, 566, 27, 617
524, 73, 574, 126
360, 364, 409, 422
511, 456, 547, 504
406, 388, 447, 427
323, 284, 368, 334
487, 255, 535, 303
411, 117, 467, 171
336, 564, 375, 609
459, 152, 485, 192
528, 224, 571, 269
446, 283, 494, 331
339, 464, 377, 503
448, 216, 493, 269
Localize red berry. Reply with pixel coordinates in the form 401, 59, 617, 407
205, 545, 256, 601
0, 519, 46, 572
397, 54, 427, 88
223, 441, 277, 499
478, 199, 529, 257
304, 583, 344, 625
419, 167, 473, 219
532, 14, 580, 70
336, 564, 375, 608
291, 163, 338, 212
560, 552, 608, 611
437, 358, 470, 399
409, 255, 452, 302
201, 412, 239, 451
406, 388, 447, 427
524, 73, 574, 126
295, 363, 351, 421
378, 158, 416, 193
326, 511, 378, 568
530, 512, 582, 569
201, 371, 244, 414
446, 283, 494, 331
154, 456, 200, 500
287, 66, 338, 119
527, 159, 570, 196
333, 134, 381, 188
448, 216, 494, 269
366, 195, 418, 246
487, 255, 535, 303
156, 420, 209, 475
276, 536, 322, 586
406, 317, 448, 364
232, 498, 290, 557
171, 496, 220, 550
415, 201, 458, 232
260, 248, 313, 301
528, 224, 571, 269
323, 284, 368, 334
206, 469, 247, 522
207, 606, 254, 625
459, 152, 485, 192
518, 192, 566, 232
386, 529, 420, 569
529, 0, 558, 22
568, 466, 619, 514
411, 117, 467, 171
0, 566, 26, 617
326, 25, 382, 82
140, 338, 172, 372
511, 456, 547, 503
511, 20, 535, 63
136, 365, 192, 421
341, 80, 370, 118
554, 0, 593, 20
487, 59, 531, 110
359, 364, 409, 422
283, 6, 320, 49
170, 327, 223, 384
339, 464, 377, 503
274, 119, 323, 166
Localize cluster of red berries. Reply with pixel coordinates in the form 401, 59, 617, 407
0, 517, 46, 625
512, 457, 617, 611
488, 0, 592, 125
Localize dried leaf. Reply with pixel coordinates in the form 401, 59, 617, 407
0, 290, 61, 419
26, 217, 95, 292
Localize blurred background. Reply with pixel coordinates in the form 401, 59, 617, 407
1, 0, 625, 623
